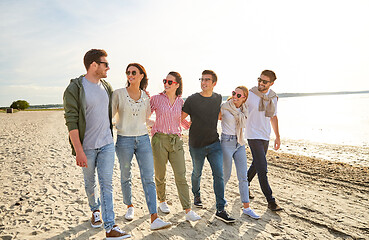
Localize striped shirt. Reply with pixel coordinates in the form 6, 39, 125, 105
150, 92, 190, 136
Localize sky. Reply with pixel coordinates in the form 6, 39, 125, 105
1, 0, 369, 106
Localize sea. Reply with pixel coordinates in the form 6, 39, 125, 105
277, 92, 369, 147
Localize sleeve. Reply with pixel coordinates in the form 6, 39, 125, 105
216, 93, 222, 114
146, 96, 154, 127
180, 118, 191, 130
220, 102, 224, 115
63, 84, 79, 132
273, 97, 278, 116
179, 98, 190, 129
111, 90, 119, 119
182, 95, 191, 115
150, 95, 156, 114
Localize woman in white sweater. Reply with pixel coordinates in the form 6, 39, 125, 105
220, 86, 260, 219
112, 63, 171, 230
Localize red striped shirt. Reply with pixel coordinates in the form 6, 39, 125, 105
150, 92, 190, 136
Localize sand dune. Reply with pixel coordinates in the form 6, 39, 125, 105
0, 111, 368, 239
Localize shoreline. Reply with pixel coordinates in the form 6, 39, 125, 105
271, 137, 369, 167
0, 111, 368, 239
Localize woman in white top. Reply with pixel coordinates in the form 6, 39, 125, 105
219, 86, 260, 219
112, 63, 171, 230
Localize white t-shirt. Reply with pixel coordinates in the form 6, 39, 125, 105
245, 89, 278, 140
221, 107, 241, 136
112, 88, 151, 136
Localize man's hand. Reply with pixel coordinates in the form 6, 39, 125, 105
270, 116, 280, 150
274, 137, 280, 150
69, 129, 88, 168
76, 151, 88, 168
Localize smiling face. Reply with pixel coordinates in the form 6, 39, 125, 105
163, 74, 179, 95
257, 74, 274, 93
200, 74, 216, 93
126, 65, 144, 86
232, 88, 247, 107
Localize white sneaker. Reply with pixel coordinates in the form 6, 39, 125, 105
150, 218, 172, 230
159, 202, 170, 213
185, 210, 201, 221
243, 207, 260, 219
125, 207, 134, 221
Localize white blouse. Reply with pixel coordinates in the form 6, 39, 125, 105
112, 88, 151, 136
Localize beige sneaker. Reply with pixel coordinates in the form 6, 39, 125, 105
91, 210, 102, 228
106, 225, 131, 239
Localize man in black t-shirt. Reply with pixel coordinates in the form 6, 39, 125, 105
182, 70, 235, 223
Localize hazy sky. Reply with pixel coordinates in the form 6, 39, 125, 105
1, 0, 369, 106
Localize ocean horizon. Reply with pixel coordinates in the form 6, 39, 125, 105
3, 91, 368, 148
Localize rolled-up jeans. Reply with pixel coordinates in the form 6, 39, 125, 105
247, 139, 275, 203
189, 140, 226, 211
115, 134, 157, 214
83, 142, 115, 231
221, 133, 250, 203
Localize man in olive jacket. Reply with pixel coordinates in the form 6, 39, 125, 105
63, 49, 130, 239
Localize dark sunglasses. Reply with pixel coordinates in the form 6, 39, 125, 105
163, 79, 178, 85
232, 91, 244, 98
96, 61, 109, 68
258, 77, 271, 84
126, 70, 137, 76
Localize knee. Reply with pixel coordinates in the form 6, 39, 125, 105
142, 173, 155, 185
257, 170, 268, 178
237, 174, 248, 183
192, 170, 202, 178
174, 175, 187, 185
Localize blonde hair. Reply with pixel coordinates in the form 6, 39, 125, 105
227, 86, 249, 103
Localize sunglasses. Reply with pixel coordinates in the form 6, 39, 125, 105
126, 70, 137, 76
199, 77, 212, 82
232, 91, 244, 98
96, 61, 109, 68
163, 79, 178, 85
258, 77, 271, 84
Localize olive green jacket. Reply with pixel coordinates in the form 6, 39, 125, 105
63, 75, 114, 156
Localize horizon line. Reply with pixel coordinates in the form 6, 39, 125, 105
1, 90, 369, 108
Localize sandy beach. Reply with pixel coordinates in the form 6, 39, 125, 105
0, 111, 368, 239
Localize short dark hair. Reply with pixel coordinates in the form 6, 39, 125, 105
126, 63, 148, 90
168, 71, 183, 96
261, 70, 277, 82
83, 49, 107, 70
202, 70, 218, 83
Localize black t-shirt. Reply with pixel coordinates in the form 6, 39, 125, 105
182, 92, 222, 148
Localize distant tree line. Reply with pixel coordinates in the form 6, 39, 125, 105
10, 100, 29, 110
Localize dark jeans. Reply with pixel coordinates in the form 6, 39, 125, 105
247, 139, 275, 203
189, 141, 226, 211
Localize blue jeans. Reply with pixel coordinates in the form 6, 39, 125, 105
247, 139, 275, 203
189, 140, 226, 211
221, 134, 250, 203
115, 134, 157, 214
83, 143, 115, 230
